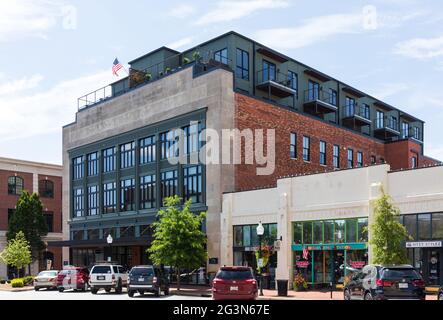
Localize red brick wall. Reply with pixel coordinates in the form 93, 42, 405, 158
234, 94, 438, 191
38, 175, 63, 233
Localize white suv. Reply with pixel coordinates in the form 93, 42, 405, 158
89, 264, 128, 294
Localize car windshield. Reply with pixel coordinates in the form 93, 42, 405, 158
382, 268, 421, 280
130, 268, 154, 276
216, 269, 253, 280
92, 266, 112, 274
38, 271, 58, 277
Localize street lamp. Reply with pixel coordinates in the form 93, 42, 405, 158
107, 234, 113, 262
256, 222, 265, 297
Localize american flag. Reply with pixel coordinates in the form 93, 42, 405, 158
112, 58, 123, 76
303, 247, 309, 260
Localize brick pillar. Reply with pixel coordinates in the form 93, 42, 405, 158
220, 193, 233, 266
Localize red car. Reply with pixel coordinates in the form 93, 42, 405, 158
57, 267, 90, 292
212, 266, 258, 300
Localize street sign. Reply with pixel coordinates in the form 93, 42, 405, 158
274, 240, 281, 251
258, 259, 264, 268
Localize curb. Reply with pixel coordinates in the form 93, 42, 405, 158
170, 290, 212, 298
0, 287, 35, 293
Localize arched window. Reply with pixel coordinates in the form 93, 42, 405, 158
39, 180, 54, 198
8, 176, 24, 195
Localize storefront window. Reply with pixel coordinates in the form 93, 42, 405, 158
324, 221, 334, 243
268, 224, 278, 240
251, 226, 259, 246
335, 220, 345, 243
293, 223, 303, 244
303, 222, 313, 244
404, 215, 417, 240
357, 218, 368, 242
432, 213, 443, 239
314, 251, 324, 283
243, 225, 251, 246
313, 221, 323, 244
418, 214, 432, 240
234, 226, 243, 247
346, 219, 357, 243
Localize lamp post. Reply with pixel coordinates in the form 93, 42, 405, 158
107, 234, 113, 262
256, 222, 265, 297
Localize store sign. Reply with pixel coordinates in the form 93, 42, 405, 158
406, 241, 442, 248
350, 261, 366, 269
296, 261, 310, 268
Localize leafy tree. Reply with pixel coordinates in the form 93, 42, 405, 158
0, 231, 32, 278
368, 189, 411, 265
148, 196, 207, 290
7, 191, 48, 274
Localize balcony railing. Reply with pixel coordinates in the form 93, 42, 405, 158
256, 69, 297, 98
375, 117, 399, 132
342, 104, 370, 120
303, 89, 335, 106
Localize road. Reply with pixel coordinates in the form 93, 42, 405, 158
0, 288, 210, 300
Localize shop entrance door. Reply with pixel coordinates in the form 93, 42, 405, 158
325, 250, 345, 285
425, 249, 440, 286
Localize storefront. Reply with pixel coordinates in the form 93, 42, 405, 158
400, 212, 443, 286
292, 218, 369, 286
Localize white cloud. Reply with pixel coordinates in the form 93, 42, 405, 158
426, 144, 443, 162
255, 13, 363, 50
168, 4, 196, 19
0, 70, 116, 143
0, 0, 65, 42
371, 83, 410, 100
0, 74, 44, 95
394, 35, 443, 59
195, 0, 289, 26
167, 37, 194, 50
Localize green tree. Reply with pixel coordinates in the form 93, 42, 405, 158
0, 231, 32, 278
368, 190, 411, 265
148, 196, 207, 290
7, 191, 48, 274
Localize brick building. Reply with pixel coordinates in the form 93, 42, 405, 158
0, 157, 63, 279
57, 31, 440, 277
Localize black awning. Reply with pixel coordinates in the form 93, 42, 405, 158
48, 236, 152, 248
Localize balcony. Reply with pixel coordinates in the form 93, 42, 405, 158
374, 117, 400, 140
303, 89, 338, 115
256, 69, 297, 98
342, 104, 371, 128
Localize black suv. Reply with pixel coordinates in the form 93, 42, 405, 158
127, 265, 170, 298
344, 264, 426, 300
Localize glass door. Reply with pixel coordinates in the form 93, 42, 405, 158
427, 249, 440, 286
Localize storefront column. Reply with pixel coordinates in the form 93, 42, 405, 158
368, 181, 384, 264
220, 193, 233, 266
276, 178, 291, 287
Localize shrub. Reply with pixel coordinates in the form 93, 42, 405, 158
0, 278, 6, 284
11, 279, 24, 288
293, 273, 308, 291
23, 276, 34, 285
183, 57, 191, 64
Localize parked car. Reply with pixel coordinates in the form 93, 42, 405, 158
34, 270, 59, 291
57, 267, 90, 292
212, 266, 258, 300
127, 265, 170, 297
344, 264, 426, 300
89, 264, 128, 294
438, 286, 443, 300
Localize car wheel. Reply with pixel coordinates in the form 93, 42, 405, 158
34, 287, 39, 291
164, 287, 170, 296
83, 282, 89, 292
344, 289, 351, 301
138, 290, 145, 295
364, 292, 373, 300
58, 288, 64, 293
115, 279, 123, 294
91, 288, 98, 295
438, 293, 443, 301
154, 286, 161, 297
128, 290, 134, 298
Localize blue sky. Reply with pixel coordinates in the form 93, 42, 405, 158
1, 0, 443, 165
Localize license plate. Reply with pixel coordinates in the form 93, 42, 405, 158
399, 283, 408, 289
230, 286, 239, 291
138, 277, 144, 282
97, 276, 105, 280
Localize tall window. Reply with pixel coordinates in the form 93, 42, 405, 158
161, 170, 178, 204
402, 122, 410, 139
390, 116, 398, 131
103, 182, 117, 214
413, 127, 420, 140
347, 149, 354, 168
290, 133, 297, 159
345, 96, 355, 116
103, 147, 116, 173
319, 141, 326, 165
357, 151, 363, 167
140, 174, 156, 209
87, 152, 99, 176
329, 89, 337, 106
183, 122, 202, 155
87, 185, 99, 216
333, 145, 340, 169
44, 212, 54, 233
288, 71, 298, 92
120, 178, 135, 212
39, 180, 54, 198
8, 176, 24, 195
302, 136, 310, 161
214, 48, 228, 65
262, 60, 276, 81
72, 156, 84, 180
120, 142, 135, 169
376, 111, 384, 129
236, 48, 249, 80
412, 155, 418, 169
160, 130, 179, 160
308, 80, 319, 100
183, 165, 202, 204
362, 103, 370, 119
73, 188, 84, 218
140, 136, 156, 164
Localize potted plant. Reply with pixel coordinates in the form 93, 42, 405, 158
292, 273, 308, 291
165, 67, 172, 74
183, 57, 191, 64
145, 73, 152, 81
192, 51, 202, 62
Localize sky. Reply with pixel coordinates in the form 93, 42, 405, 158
1, 0, 443, 165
